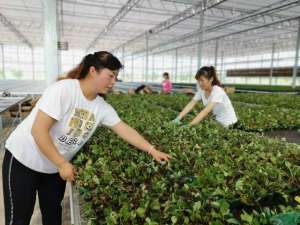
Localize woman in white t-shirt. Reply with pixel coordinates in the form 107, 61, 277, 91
172, 66, 237, 127
2, 51, 170, 225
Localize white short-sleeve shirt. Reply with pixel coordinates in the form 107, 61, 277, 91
193, 85, 237, 127
5, 79, 121, 173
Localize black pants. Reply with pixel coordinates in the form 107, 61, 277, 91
2, 150, 66, 225
228, 121, 242, 130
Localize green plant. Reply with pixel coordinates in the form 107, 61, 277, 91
73, 94, 300, 225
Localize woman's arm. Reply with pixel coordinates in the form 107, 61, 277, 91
111, 121, 171, 162
31, 110, 75, 181
189, 101, 216, 126
178, 99, 198, 120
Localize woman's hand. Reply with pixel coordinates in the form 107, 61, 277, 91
58, 161, 76, 181
149, 148, 171, 162
171, 116, 182, 124
190, 101, 216, 125
111, 121, 172, 163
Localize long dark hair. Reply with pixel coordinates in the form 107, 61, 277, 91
195, 66, 221, 87
60, 51, 123, 99
66, 51, 123, 79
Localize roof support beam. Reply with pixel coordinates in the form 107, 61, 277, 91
136, 0, 300, 53
0, 12, 33, 48
86, 0, 142, 51
134, 0, 300, 55
142, 15, 300, 56
112, 0, 227, 52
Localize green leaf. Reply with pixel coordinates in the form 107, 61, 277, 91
226, 218, 240, 224
171, 216, 177, 224
241, 211, 253, 223
150, 199, 160, 210
219, 199, 230, 215
136, 207, 146, 218
193, 201, 202, 211
73, 94, 300, 225
145, 217, 159, 225
235, 178, 244, 191
119, 204, 130, 220
92, 175, 100, 185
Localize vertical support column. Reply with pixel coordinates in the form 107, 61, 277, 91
276, 48, 280, 85
17, 46, 20, 73
57, 0, 62, 76
18, 102, 22, 122
152, 54, 155, 82
234, 48, 238, 84
214, 39, 219, 69
145, 33, 149, 82
246, 52, 249, 85
162, 54, 165, 74
31, 48, 35, 80
189, 54, 193, 83
1, 43, 5, 79
269, 42, 275, 86
197, 5, 205, 69
131, 54, 134, 82
259, 54, 263, 85
43, 0, 59, 85
292, 19, 300, 88
57, 50, 62, 76
174, 49, 178, 83
121, 45, 125, 80
180, 55, 183, 83
220, 50, 224, 83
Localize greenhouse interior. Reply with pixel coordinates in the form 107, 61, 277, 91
0, 0, 300, 225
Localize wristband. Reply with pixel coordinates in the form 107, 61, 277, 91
147, 145, 155, 154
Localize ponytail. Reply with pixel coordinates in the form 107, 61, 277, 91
65, 51, 122, 80
195, 66, 221, 86
65, 62, 84, 79
59, 51, 122, 99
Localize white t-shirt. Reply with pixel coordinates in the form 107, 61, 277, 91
5, 79, 121, 173
193, 85, 237, 127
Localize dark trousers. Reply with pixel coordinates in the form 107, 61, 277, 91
228, 121, 242, 130
2, 150, 66, 225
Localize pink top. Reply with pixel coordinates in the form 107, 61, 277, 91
162, 80, 172, 93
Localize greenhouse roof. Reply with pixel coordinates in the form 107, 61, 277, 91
0, 0, 299, 55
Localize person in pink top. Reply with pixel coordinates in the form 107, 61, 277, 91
162, 72, 173, 94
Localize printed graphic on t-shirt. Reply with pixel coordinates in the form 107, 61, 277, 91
58, 108, 96, 149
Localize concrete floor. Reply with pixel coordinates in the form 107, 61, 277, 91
0, 112, 81, 225
0, 149, 72, 225
266, 129, 300, 145
0, 105, 79, 225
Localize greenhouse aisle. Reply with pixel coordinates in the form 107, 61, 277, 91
0, 149, 71, 225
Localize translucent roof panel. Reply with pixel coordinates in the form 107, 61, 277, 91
0, 0, 299, 55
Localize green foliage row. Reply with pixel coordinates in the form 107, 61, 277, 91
73, 95, 300, 225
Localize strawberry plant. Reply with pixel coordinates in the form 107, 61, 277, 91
73, 94, 300, 225
144, 94, 300, 132
229, 93, 300, 110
